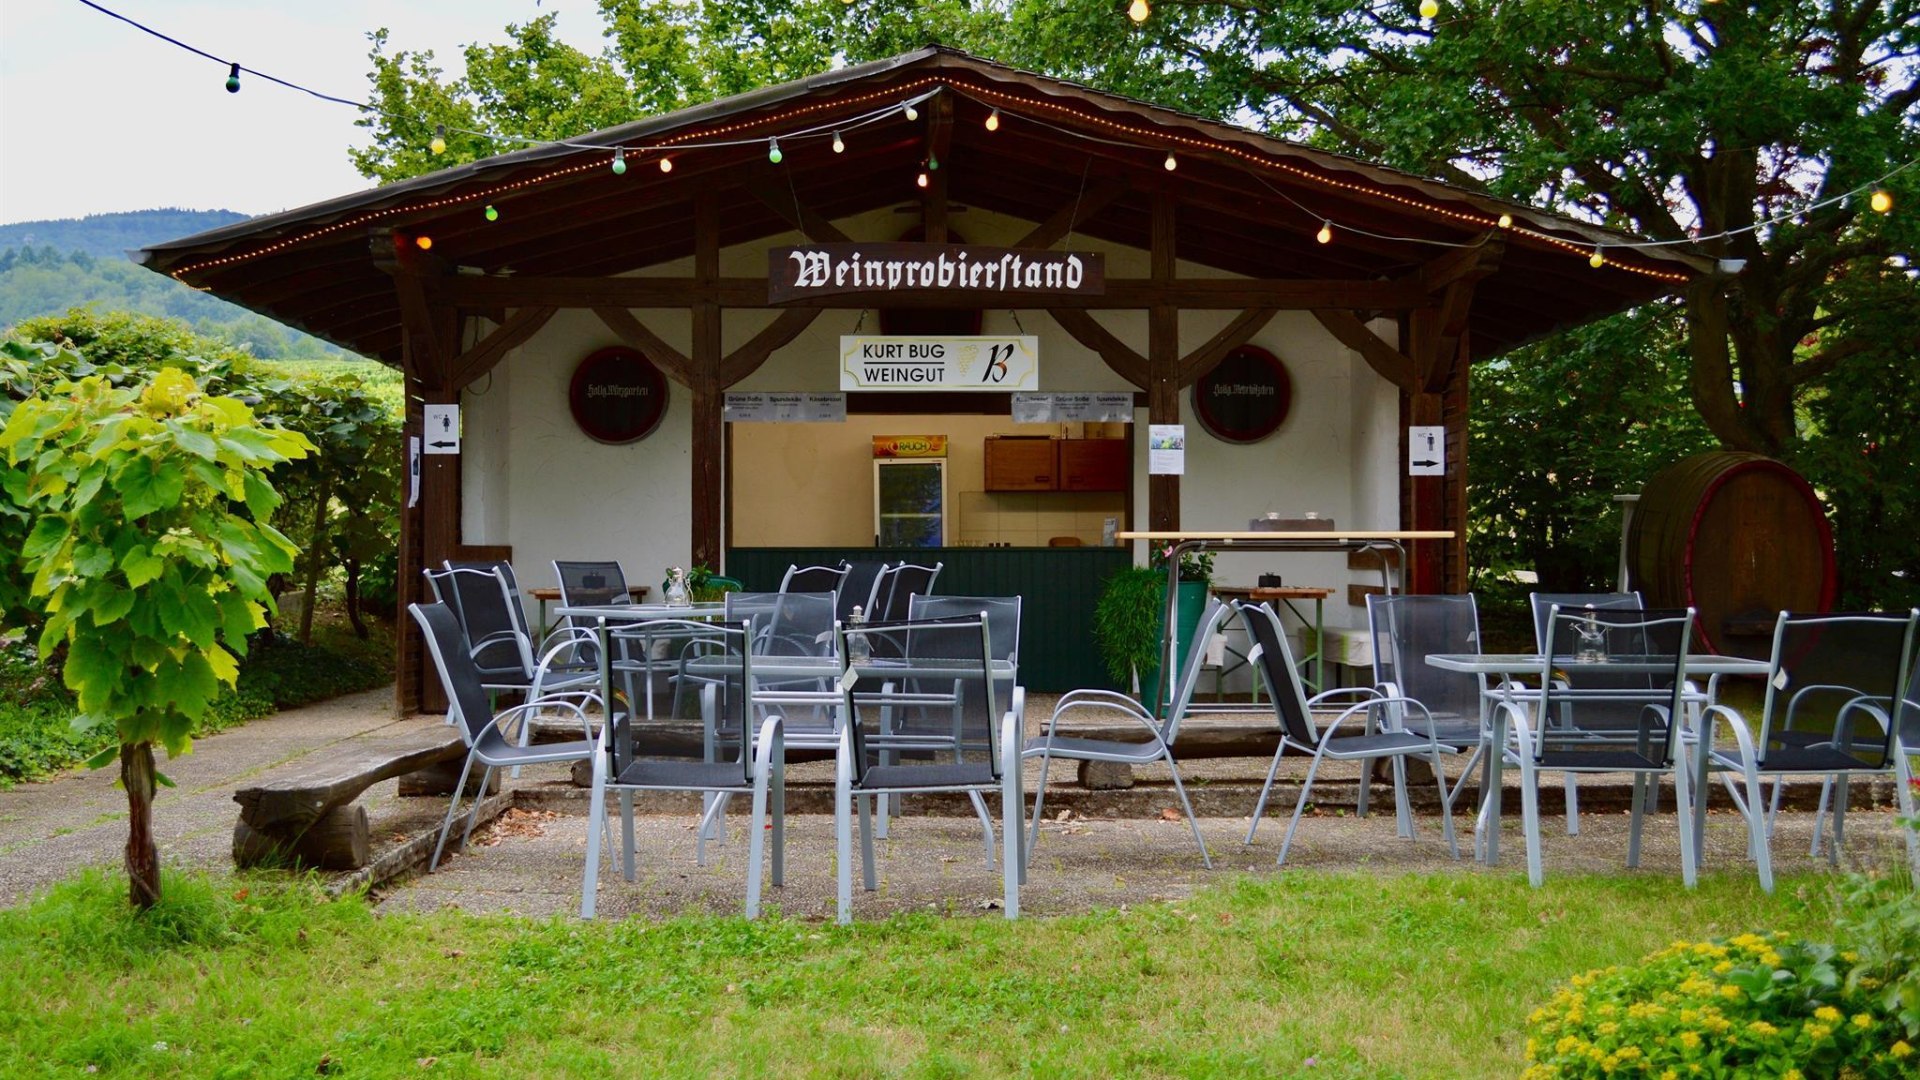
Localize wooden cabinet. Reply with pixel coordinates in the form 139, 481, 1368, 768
984, 437, 1058, 491
1059, 439, 1128, 492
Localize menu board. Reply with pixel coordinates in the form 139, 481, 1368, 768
723, 392, 846, 422
1010, 392, 1134, 423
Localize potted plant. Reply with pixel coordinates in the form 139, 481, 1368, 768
680, 565, 742, 604
1092, 547, 1214, 712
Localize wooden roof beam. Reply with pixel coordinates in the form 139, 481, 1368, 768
1010, 179, 1128, 250
449, 306, 555, 392
593, 306, 696, 387
1048, 309, 1147, 389
1313, 309, 1415, 395
1177, 307, 1279, 387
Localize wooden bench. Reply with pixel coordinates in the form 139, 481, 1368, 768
232, 728, 469, 871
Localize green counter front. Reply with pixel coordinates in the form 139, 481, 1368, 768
726, 546, 1132, 692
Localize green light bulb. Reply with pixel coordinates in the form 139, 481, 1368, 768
225, 62, 241, 93
484, 205, 499, 222
768, 139, 783, 164
611, 149, 627, 175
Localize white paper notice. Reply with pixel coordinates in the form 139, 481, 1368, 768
407, 436, 421, 508
1148, 424, 1185, 475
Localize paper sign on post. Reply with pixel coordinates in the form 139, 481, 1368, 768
1408, 425, 1444, 476
423, 405, 461, 454
1148, 424, 1186, 475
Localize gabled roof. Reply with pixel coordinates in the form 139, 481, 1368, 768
137, 46, 1704, 365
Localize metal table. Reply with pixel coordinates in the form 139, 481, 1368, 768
1424, 652, 1771, 864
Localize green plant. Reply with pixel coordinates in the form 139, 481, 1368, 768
1149, 544, 1214, 585
0, 363, 311, 907
1092, 565, 1164, 686
1525, 930, 1916, 1078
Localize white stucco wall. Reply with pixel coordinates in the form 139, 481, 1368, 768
459, 204, 1410, 633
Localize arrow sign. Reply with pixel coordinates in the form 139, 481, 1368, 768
423, 405, 461, 455
1408, 425, 1444, 476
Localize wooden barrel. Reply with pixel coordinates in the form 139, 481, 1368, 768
1627, 451, 1835, 657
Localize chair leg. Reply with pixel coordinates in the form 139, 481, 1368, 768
1674, 762, 1698, 889
1389, 756, 1412, 840
1024, 747, 1055, 873
1246, 742, 1288, 845
858, 793, 878, 892
620, 791, 637, 883
581, 768, 605, 920
1165, 755, 1213, 869
968, 790, 995, 868
1896, 751, 1919, 889
1278, 753, 1327, 867
835, 775, 854, 925
1564, 773, 1580, 836
1428, 750, 1458, 859
1627, 773, 1648, 869
1831, 774, 1851, 863
746, 777, 771, 920
1519, 760, 1544, 888
1741, 761, 1775, 894
1811, 775, 1831, 859
458, 765, 497, 855
1001, 769, 1022, 920
430, 751, 479, 871
1355, 758, 1372, 820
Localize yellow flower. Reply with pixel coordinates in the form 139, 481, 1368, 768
1758, 949, 1782, 967
1852, 1013, 1873, 1030
1749, 1020, 1778, 1037
1712, 961, 1734, 975
1814, 1006, 1842, 1023
1661, 1072, 1678, 1080
1806, 1024, 1832, 1041
1597, 1022, 1620, 1036
1679, 1032, 1702, 1050
1891, 1040, 1912, 1059
1720, 984, 1742, 1000
1557, 1036, 1583, 1054
1782, 1070, 1801, 1080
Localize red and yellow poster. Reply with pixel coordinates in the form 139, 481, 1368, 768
872, 435, 948, 458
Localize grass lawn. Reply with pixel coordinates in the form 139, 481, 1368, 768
0, 868, 1843, 1079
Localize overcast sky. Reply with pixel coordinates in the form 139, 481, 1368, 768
0, 0, 609, 224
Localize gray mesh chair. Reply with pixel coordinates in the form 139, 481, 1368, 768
1240, 600, 1459, 866
553, 560, 663, 708
1024, 597, 1230, 869
580, 618, 786, 919
1500, 607, 1699, 887
779, 561, 850, 595
1366, 593, 1488, 823
1702, 610, 1919, 893
410, 602, 601, 871
838, 561, 888, 622
870, 560, 943, 622
1531, 592, 1661, 833
425, 565, 596, 701
834, 613, 1023, 922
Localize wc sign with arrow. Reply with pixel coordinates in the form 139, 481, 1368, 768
1408, 425, 1444, 476
423, 404, 461, 455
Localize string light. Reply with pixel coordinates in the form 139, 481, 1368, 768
1497, 213, 1513, 228
768, 137, 783, 164
658, 156, 673, 173
1128, 0, 1150, 23
903, 101, 919, 121
985, 109, 1000, 132
927, 152, 939, 171
483, 205, 498, 222
1419, 0, 1440, 20
610, 148, 626, 175
1164, 151, 1177, 171
1590, 246, 1606, 269
414, 235, 433, 251
1872, 189, 1893, 213
1316, 221, 1333, 244
916, 169, 929, 189
831, 131, 845, 153
224, 61, 240, 93
430, 125, 447, 156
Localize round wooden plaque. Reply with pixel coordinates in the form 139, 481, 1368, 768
1192, 345, 1291, 444
568, 346, 668, 444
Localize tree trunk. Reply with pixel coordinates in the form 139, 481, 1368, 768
120, 741, 161, 910
297, 480, 333, 646
343, 559, 369, 640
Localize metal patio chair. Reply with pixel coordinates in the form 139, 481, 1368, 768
834, 612, 1024, 922
580, 618, 786, 919
1700, 610, 1919, 893
1500, 606, 1700, 887
1023, 597, 1230, 870
1365, 593, 1490, 825
778, 561, 850, 595
869, 560, 943, 623
1241, 600, 1459, 866
1529, 591, 1649, 832
409, 602, 602, 872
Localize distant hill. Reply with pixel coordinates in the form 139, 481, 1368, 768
0, 209, 250, 259
0, 209, 357, 361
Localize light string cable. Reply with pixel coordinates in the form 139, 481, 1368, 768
1585, 156, 1920, 250
69, 0, 933, 156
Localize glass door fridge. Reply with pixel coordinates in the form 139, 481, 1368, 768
874, 458, 946, 547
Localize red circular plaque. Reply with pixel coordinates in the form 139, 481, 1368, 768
568, 347, 668, 444
1192, 345, 1292, 444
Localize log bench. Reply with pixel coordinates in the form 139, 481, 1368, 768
232, 728, 472, 871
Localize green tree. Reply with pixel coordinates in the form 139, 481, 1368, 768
0, 362, 312, 908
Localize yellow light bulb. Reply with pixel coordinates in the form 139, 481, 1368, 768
659, 157, 673, 173
1589, 248, 1605, 269
832, 132, 845, 153
904, 102, 919, 121
917, 171, 929, 189
1164, 151, 1177, 171
430, 135, 446, 156
415, 235, 433, 251
1871, 189, 1893, 214
1128, 0, 1150, 23
985, 110, 1000, 132
1497, 213, 1513, 229
1316, 221, 1332, 244
1419, 0, 1440, 19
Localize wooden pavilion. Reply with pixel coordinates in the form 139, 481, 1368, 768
137, 47, 1706, 710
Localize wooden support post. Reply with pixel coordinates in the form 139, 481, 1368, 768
691, 192, 723, 570
1147, 193, 1180, 533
